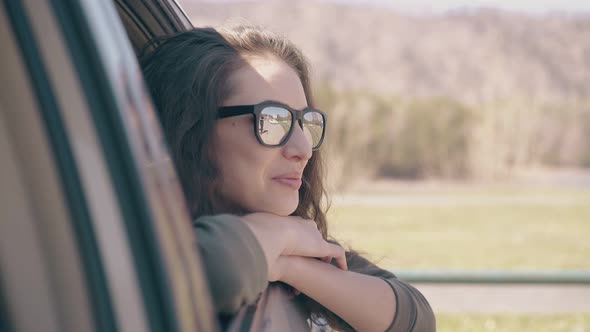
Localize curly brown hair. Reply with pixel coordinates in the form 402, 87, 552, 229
141, 25, 359, 331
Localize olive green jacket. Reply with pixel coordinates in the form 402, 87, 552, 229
194, 215, 435, 332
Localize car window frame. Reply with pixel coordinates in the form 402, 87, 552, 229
2, 0, 217, 331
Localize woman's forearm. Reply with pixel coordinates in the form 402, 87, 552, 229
282, 256, 396, 332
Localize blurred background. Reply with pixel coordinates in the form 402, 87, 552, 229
184, 0, 590, 330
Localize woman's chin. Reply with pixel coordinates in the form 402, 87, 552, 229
241, 195, 299, 216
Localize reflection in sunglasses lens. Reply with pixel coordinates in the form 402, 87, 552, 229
303, 111, 324, 148
259, 106, 291, 145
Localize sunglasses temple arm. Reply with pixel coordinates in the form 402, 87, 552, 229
218, 106, 254, 118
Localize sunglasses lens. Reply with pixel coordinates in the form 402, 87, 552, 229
303, 111, 325, 148
259, 106, 292, 145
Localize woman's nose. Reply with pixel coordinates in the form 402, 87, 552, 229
282, 122, 313, 161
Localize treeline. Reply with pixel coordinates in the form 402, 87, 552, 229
314, 84, 590, 187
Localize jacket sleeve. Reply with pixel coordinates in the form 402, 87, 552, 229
345, 252, 436, 332
193, 214, 268, 315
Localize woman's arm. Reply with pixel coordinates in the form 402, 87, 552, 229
194, 213, 348, 314
240, 212, 434, 331
281, 256, 395, 332
281, 254, 436, 332
195, 213, 433, 330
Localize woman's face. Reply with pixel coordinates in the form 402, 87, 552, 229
211, 55, 313, 216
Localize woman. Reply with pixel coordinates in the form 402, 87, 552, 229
141, 25, 435, 332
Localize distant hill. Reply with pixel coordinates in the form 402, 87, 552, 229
184, 0, 590, 103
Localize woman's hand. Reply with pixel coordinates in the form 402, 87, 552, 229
242, 213, 347, 282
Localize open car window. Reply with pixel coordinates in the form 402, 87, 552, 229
114, 0, 193, 54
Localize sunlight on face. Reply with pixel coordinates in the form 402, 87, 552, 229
211, 54, 313, 215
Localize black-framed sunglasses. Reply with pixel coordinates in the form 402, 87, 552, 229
217, 100, 327, 150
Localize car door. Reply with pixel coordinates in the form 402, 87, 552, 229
0, 0, 215, 331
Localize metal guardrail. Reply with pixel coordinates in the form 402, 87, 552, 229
394, 269, 590, 284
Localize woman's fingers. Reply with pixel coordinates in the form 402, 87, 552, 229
283, 220, 348, 270
322, 241, 348, 271
334, 252, 348, 271
293, 241, 347, 269
242, 213, 348, 274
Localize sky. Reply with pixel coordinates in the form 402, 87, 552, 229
323, 0, 590, 14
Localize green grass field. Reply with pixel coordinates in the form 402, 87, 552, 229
327, 186, 590, 269
327, 183, 590, 331
436, 313, 590, 332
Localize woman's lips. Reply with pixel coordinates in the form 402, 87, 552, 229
272, 177, 302, 190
